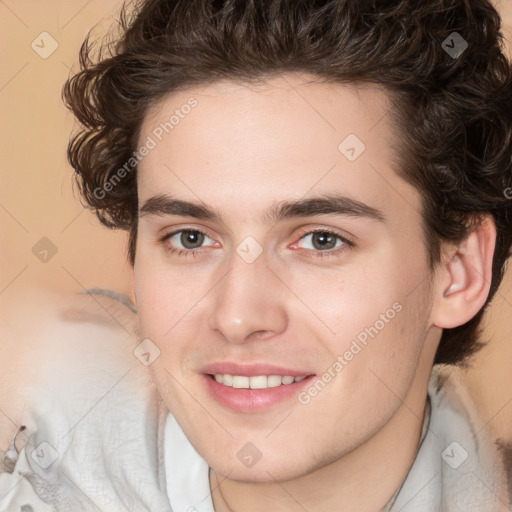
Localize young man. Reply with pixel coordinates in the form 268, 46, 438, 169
1, 0, 511, 510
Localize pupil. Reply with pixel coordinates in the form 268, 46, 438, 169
182, 230, 204, 249
313, 232, 335, 250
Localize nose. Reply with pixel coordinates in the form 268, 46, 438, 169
207, 251, 288, 345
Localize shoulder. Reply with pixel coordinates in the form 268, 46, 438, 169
390, 366, 511, 511
0, 289, 171, 511
431, 367, 511, 509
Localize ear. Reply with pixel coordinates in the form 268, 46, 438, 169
430, 215, 496, 329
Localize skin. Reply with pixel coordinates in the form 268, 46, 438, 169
133, 73, 495, 511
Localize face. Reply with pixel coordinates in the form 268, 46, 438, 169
134, 74, 439, 482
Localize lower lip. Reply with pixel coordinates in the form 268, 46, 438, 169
202, 374, 315, 413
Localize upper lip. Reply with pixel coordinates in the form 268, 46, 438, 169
201, 362, 314, 377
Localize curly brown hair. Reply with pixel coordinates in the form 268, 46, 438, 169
62, 0, 512, 366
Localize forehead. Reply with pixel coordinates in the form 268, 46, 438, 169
136, 73, 420, 226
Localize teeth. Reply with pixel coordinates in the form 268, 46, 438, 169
249, 375, 267, 389
213, 374, 307, 389
232, 376, 249, 388
267, 375, 283, 388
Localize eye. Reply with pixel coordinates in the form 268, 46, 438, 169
292, 229, 354, 259
158, 227, 354, 260
160, 229, 217, 256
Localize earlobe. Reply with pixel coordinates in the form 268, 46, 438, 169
432, 215, 496, 329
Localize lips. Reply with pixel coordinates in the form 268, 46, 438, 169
200, 362, 315, 412
201, 361, 313, 378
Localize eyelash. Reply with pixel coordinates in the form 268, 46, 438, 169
159, 227, 354, 260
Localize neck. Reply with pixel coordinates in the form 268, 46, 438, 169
210, 364, 432, 512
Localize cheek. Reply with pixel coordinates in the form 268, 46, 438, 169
330, 279, 430, 408
286, 261, 402, 345
134, 247, 195, 335
134, 253, 176, 352
298, 257, 430, 393
133, 253, 213, 382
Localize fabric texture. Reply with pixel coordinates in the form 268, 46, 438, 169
0, 290, 510, 511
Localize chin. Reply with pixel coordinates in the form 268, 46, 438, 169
204, 436, 328, 483
212, 457, 309, 483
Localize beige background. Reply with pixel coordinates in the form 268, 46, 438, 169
0, 1, 511, 447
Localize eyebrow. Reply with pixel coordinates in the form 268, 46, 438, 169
138, 193, 386, 224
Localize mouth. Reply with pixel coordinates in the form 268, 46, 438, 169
200, 363, 315, 413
